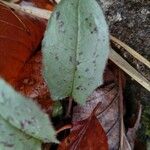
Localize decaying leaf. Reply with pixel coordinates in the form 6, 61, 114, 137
19, 0, 55, 10
0, 2, 45, 84
14, 51, 53, 112
0, 78, 58, 144
42, 0, 109, 104
71, 66, 132, 149
58, 103, 108, 150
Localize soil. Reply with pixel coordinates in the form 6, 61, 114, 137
97, 0, 150, 147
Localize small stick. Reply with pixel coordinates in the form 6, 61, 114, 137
118, 71, 132, 150
65, 97, 73, 117
56, 124, 72, 134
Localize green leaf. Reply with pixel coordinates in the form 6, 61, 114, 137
52, 101, 63, 117
42, 0, 109, 104
0, 117, 41, 150
0, 79, 58, 144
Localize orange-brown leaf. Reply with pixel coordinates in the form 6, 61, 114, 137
20, 0, 55, 10
0, 3, 46, 84
58, 112, 108, 150
14, 51, 53, 112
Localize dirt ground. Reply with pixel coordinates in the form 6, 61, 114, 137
97, 0, 150, 146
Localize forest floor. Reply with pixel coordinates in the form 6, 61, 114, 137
98, 0, 150, 148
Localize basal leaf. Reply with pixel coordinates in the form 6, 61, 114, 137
0, 116, 41, 150
0, 78, 58, 143
42, 0, 109, 104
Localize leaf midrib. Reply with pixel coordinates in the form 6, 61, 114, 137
70, 0, 80, 97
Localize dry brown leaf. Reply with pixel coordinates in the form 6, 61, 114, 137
14, 51, 53, 112
0, 2, 46, 84
72, 66, 132, 150
58, 103, 108, 150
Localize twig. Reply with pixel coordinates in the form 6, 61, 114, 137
110, 35, 150, 69
65, 97, 73, 117
118, 71, 132, 150
118, 70, 124, 150
56, 124, 72, 134
110, 49, 150, 92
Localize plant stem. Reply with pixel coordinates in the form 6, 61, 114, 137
65, 97, 73, 117
56, 124, 72, 134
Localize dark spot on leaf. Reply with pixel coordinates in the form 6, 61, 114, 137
85, 68, 89, 72
91, 27, 98, 34
58, 20, 64, 28
76, 86, 82, 90
78, 76, 81, 78
76, 61, 80, 65
20, 121, 25, 129
94, 27, 98, 32
9, 133, 15, 136
93, 51, 96, 56
76, 85, 86, 91
96, 54, 99, 58
75, 66, 77, 71
85, 18, 88, 21
79, 52, 83, 56
69, 56, 73, 62
89, 22, 92, 27
0, 142, 14, 148
55, 55, 59, 60
20, 120, 32, 129
93, 60, 96, 64
56, 11, 60, 20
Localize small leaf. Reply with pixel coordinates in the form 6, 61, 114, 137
0, 78, 58, 143
0, 116, 41, 150
42, 0, 109, 104
52, 101, 63, 117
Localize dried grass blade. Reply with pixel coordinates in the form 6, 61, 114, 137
0, 0, 51, 19
110, 49, 150, 92
110, 35, 150, 69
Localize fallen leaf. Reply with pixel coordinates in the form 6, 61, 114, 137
0, 2, 45, 84
58, 103, 108, 150
14, 51, 53, 112
71, 66, 131, 149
